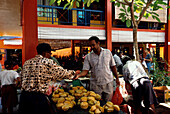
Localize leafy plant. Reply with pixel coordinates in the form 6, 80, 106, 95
150, 56, 170, 87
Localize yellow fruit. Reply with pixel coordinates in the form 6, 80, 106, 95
95, 101, 100, 108
56, 103, 64, 110
81, 97, 88, 102
113, 105, 120, 111
62, 105, 70, 111
52, 97, 58, 103
91, 105, 97, 112
99, 106, 104, 113
95, 108, 101, 114
106, 101, 113, 107
95, 94, 101, 100
57, 97, 65, 103
89, 110, 94, 114
107, 107, 114, 113
80, 102, 89, 109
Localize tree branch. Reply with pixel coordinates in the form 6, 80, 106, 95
130, 2, 137, 27
115, 0, 128, 5
137, 0, 154, 24
124, 0, 130, 5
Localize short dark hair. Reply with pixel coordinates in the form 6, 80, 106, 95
122, 56, 131, 65
4, 60, 13, 69
89, 36, 100, 43
36, 43, 51, 55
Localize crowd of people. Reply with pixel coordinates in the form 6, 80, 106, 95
0, 36, 162, 114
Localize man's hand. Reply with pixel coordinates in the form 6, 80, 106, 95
75, 70, 81, 75
73, 74, 79, 80
116, 78, 120, 86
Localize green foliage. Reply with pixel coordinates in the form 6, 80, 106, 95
150, 57, 170, 87
111, 0, 168, 28
48, 0, 99, 9
126, 19, 131, 27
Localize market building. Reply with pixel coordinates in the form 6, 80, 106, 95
0, 0, 170, 72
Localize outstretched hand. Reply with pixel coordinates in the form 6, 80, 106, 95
116, 79, 120, 86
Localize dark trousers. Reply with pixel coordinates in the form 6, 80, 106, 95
19, 91, 54, 114
118, 64, 123, 74
131, 78, 158, 112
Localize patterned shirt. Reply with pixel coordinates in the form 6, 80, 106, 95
21, 55, 75, 94
83, 48, 116, 85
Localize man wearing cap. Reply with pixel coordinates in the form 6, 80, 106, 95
19, 43, 76, 114
0, 50, 5, 72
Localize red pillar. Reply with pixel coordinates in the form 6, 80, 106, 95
165, 0, 170, 74
22, 0, 38, 64
105, 0, 112, 51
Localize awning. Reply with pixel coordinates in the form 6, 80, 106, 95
0, 36, 22, 45
0, 36, 21, 40
3, 40, 22, 45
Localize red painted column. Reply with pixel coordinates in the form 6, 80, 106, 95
105, 0, 112, 51
165, 0, 170, 74
22, 0, 38, 64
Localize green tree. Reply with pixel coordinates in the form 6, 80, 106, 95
111, 0, 169, 61
49, 0, 170, 61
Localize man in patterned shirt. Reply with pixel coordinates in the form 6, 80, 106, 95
19, 43, 75, 114
74, 36, 120, 102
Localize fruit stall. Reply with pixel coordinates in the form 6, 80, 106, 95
49, 83, 125, 114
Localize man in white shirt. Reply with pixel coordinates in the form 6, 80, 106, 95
122, 56, 158, 114
74, 36, 120, 102
112, 50, 123, 74
0, 60, 20, 113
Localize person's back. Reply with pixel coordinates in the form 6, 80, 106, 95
122, 56, 158, 114
0, 70, 19, 86
20, 43, 76, 114
123, 60, 148, 84
0, 60, 19, 113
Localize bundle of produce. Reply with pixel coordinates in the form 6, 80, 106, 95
69, 86, 88, 99
51, 89, 76, 111
89, 103, 104, 114
77, 96, 101, 109
103, 101, 120, 113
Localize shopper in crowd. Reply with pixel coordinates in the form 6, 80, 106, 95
122, 56, 158, 114
144, 48, 152, 73
112, 50, 123, 74
118, 51, 125, 60
0, 60, 20, 113
74, 36, 120, 102
0, 50, 5, 72
19, 43, 76, 114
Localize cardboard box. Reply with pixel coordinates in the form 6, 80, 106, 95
153, 86, 170, 103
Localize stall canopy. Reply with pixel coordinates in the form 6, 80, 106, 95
0, 36, 22, 45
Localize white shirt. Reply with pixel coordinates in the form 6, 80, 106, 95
83, 48, 116, 85
0, 70, 19, 86
113, 54, 122, 67
123, 60, 148, 84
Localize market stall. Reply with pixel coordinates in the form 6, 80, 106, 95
49, 80, 126, 114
